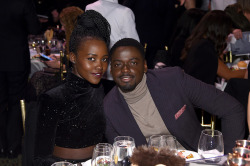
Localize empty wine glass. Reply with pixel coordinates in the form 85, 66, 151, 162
113, 136, 135, 166
198, 129, 224, 159
91, 143, 112, 166
148, 135, 178, 152
51, 161, 73, 166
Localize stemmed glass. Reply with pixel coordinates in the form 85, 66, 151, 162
91, 143, 113, 166
148, 135, 178, 152
51, 161, 73, 166
198, 129, 224, 159
113, 136, 135, 165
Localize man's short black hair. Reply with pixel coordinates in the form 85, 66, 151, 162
110, 38, 145, 59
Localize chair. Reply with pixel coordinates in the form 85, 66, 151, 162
21, 101, 39, 166
20, 99, 26, 133
60, 51, 69, 81
144, 43, 147, 53
200, 110, 216, 130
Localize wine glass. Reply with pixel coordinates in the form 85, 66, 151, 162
198, 129, 224, 159
91, 143, 112, 166
51, 161, 73, 166
148, 135, 178, 152
113, 136, 135, 165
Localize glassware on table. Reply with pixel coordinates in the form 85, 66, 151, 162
236, 140, 250, 149
198, 129, 224, 159
113, 136, 135, 166
51, 161, 73, 166
232, 147, 250, 159
148, 135, 178, 152
229, 157, 250, 166
91, 143, 112, 166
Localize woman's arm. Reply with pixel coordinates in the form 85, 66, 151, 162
217, 59, 247, 80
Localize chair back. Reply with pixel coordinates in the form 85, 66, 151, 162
21, 101, 40, 166
20, 99, 26, 133
60, 51, 68, 80
200, 110, 216, 130
144, 43, 147, 53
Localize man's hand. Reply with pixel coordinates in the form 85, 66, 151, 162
233, 29, 243, 40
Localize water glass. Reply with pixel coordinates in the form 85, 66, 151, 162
51, 161, 73, 166
198, 129, 224, 159
113, 136, 135, 165
148, 135, 178, 152
91, 143, 112, 166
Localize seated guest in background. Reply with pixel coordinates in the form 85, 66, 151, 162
104, 38, 245, 154
170, 8, 205, 67
34, 10, 111, 165
44, 6, 84, 71
153, 50, 170, 70
224, 0, 250, 32
211, 0, 236, 11
182, 10, 247, 86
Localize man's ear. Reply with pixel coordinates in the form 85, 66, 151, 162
144, 60, 148, 73
69, 52, 76, 64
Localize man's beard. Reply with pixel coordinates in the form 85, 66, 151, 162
118, 83, 136, 93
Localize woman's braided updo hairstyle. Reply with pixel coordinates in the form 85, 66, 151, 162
69, 10, 111, 55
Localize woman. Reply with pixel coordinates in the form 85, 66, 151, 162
34, 10, 111, 165
182, 10, 247, 85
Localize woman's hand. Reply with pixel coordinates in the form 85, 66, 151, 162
44, 54, 60, 69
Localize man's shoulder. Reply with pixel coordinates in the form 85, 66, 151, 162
147, 66, 184, 81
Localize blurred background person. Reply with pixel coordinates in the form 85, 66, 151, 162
43, 6, 84, 71
153, 50, 170, 69
0, 0, 40, 158
170, 8, 205, 67
225, 0, 250, 32
182, 10, 247, 86
211, 0, 236, 10
123, 0, 176, 69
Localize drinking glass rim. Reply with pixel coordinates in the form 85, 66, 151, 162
95, 143, 113, 148
51, 161, 73, 166
114, 136, 135, 142
94, 143, 112, 152
149, 135, 177, 140
201, 129, 222, 136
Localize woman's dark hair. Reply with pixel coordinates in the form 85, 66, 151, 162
110, 38, 145, 59
171, 8, 205, 42
182, 10, 232, 60
69, 10, 111, 55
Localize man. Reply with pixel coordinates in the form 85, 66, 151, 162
104, 38, 245, 153
0, 0, 40, 158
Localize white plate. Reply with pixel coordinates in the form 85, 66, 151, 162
82, 159, 91, 166
178, 150, 201, 161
